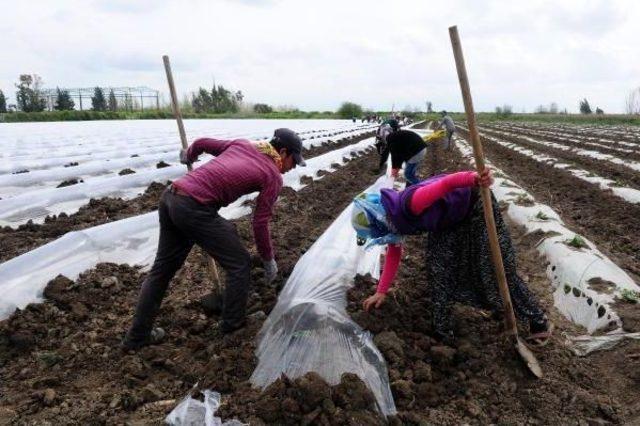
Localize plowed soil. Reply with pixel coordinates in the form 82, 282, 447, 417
477, 126, 640, 189
485, 123, 640, 155
2, 130, 639, 425
345, 139, 640, 424
0, 147, 384, 424
457, 127, 640, 279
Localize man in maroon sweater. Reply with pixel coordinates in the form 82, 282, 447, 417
123, 128, 305, 350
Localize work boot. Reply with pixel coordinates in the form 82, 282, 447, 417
121, 327, 166, 351
200, 292, 223, 317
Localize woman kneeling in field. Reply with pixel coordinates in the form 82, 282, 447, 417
351, 169, 552, 346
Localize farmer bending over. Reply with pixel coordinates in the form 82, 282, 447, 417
351, 169, 552, 346
122, 128, 305, 350
379, 129, 428, 186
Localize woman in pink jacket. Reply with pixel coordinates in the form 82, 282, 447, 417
351, 169, 552, 346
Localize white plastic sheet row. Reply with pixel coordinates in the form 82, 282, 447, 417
0, 137, 377, 319
457, 126, 640, 205
455, 137, 640, 353
0, 119, 369, 161
0, 126, 376, 227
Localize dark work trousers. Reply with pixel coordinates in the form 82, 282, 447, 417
126, 188, 251, 343
444, 129, 455, 151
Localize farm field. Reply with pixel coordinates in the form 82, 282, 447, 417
0, 119, 639, 424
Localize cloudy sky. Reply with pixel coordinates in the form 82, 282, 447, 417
1, 0, 638, 113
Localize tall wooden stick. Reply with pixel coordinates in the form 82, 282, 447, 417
448, 26, 542, 378
162, 55, 221, 287
449, 26, 543, 377
447, 26, 517, 334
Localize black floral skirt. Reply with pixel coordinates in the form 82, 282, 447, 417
425, 191, 547, 339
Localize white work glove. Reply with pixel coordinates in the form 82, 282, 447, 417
263, 259, 278, 284
179, 148, 191, 165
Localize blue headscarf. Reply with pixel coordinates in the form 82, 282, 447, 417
351, 192, 403, 249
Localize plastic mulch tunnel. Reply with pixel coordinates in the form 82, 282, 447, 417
250, 176, 397, 416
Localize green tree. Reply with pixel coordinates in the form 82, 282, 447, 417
579, 98, 592, 114
192, 88, 213, 113
426, 101, 433, 113
191, 84, 244, 113
495, 104, 513, 118
54, 88, 75, 110
596, 107, 604, 115
0, 90, 6, 113
337, 101, 363, 119
91, 87, 107, 111
108, 89, 118, 111
253, 103, 273, 113
15, 74, 46, 112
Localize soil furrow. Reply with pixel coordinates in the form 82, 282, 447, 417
487, 123, 640, 146
458, 127, 640, 279
474, 127, 640, 190
482, 124, 640, 160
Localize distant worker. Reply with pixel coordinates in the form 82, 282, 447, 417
438, 111, 456, 150
379, 128, 428, 186
122, 128, 306, 350
374, 118, 399, 155
350, 169, 552, 346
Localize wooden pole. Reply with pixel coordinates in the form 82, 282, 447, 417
162, 55, 221, 287
448, 26, 542, 378
163, 56, 191, 170
448, 26, 517, 334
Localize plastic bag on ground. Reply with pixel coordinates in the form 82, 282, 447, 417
250, 176, 397, 416
165, 390, 246, 426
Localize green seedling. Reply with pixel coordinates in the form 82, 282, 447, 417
535, 211, 550, 220
515, 193, 534, 205
620, 288, 639, 303
565, 235, 588, 249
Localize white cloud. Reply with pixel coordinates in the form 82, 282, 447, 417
0, 0, 638, 112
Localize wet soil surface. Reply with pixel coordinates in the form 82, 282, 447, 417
0, 132, 374, 264
477, 126, 640, 189
458, 127, 640, 280
0, 148, 386, 424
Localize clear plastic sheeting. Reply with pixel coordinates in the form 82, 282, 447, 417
165, 390, 245, 426
251, 176, 397, 416
566, 332, 640, 356
0, 138, 377, 319
456, 137, 640, 352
